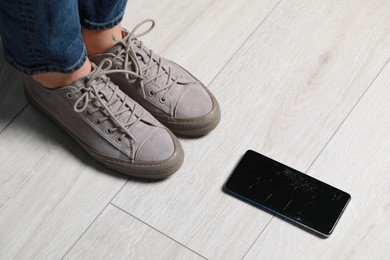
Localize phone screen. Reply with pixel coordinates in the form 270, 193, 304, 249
223, 150, 350, 237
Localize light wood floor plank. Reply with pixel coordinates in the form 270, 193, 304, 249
64, 204, 204, 260
0, 1, 279, 259
112, 0, 390, 259
0, 0, 278, 133
0, 107, 128, 259
122, 0, 279, 84
244, 62, 390, 260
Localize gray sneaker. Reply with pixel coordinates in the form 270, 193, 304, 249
90, 19, 221, 136
24, 60, 184, 179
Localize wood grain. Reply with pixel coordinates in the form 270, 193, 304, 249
64, 204, 204, 260
0, 107, 128, 259
122, 0, 279, 84
244, 62, 390, 260
0, 0, 279, 259
0, 0, 278, 133
112, 0, 390, 259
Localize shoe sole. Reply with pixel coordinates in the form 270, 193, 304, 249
153, 62, 221, 137
24, 82, 184, 179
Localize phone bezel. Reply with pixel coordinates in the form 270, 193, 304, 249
223, 150, 351, 237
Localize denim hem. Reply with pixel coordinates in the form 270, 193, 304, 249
80, 10, 125, 31
3, 45, 87, 75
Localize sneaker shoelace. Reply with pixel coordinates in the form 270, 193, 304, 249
73, 59, 145, 159
112, 19, 197, 100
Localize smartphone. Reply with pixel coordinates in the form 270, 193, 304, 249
223, 150, 351, 237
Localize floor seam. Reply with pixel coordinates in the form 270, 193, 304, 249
0, 103, 28, 135
60, 178, 130, 259
110, 202, 208, 260
62, 2, 283, 258
237, 50, 390, 260
241, 216, 274, 260
203, 1, 283, 258
239, 56, 390, 259
206, 0, 283, 88
304, 56, 390, 174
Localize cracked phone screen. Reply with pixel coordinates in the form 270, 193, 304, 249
224, 150, 350, 236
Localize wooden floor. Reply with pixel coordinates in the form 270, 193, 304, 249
0, 0, 389, 259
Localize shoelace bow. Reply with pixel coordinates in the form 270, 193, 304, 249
73, 59, 144, 152
112, 19, 197, 100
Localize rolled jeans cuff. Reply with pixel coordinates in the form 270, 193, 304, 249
2, 44, 87, 75
0, 0, 127, 75
80, 10, 125, 30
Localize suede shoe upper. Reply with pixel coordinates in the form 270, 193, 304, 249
89, 20, 220, 137
25, 60, 179, 164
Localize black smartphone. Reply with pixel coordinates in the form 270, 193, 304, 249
223, 150, 351, 237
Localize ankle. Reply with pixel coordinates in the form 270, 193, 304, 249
32, 59, 92, 89
82, 24, 123, 56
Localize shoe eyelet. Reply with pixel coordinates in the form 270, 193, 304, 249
105, 128, 114, 134
86, 110, 92, 115
117, 136, 123, 142
66, 93, 73, 99
160, 97, 166, 103
115, 66, 120, 69
95, 118, 102, 124
148, 90, 154, 96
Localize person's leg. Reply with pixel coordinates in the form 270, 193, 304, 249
79, 0, 127, 55
31, 60, 92, 89
0, 0, 183, 178
82, 25, 122, 56
0, 0, 91, 88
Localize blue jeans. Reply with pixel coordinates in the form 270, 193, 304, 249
0, 0, 127, 75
